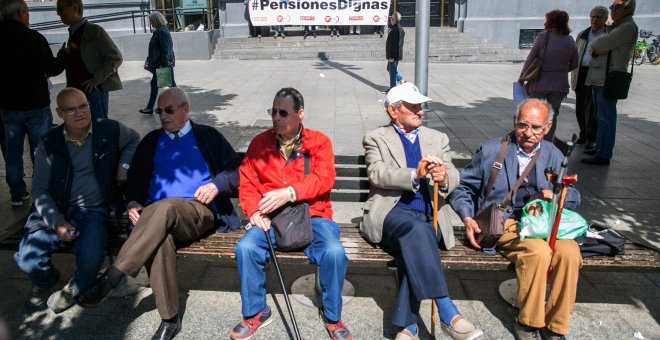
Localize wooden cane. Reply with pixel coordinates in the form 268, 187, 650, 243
547, 174, 578, 251
417, 161, 440, 337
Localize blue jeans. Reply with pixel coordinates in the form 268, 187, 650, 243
273, 25, 284, 35
235, 217, 348, 321
592, 85, 618, 159
146, 67, 177, 110
14, 207, 109, 293
2, 107, 52, 199
388, 61, 403, 88
86, 89, 109, 121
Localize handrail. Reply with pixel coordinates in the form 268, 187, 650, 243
30, 8, 217, 34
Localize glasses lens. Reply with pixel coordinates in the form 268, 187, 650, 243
268, 109, 289, 117
610, 4, 623, 10
155, 105, 181, 115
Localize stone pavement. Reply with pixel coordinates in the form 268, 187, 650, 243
0, 60, 659, 339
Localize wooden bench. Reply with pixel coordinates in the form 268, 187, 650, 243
1, 155, 658, 273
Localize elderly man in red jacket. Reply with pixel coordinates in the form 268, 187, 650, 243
230, 88, 352, 340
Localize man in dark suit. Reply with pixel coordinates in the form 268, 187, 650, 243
75, 87, 241, 340
362, 83, 483, 340
450, 98, 581, 339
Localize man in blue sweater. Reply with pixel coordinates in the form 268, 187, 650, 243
76, 87, 241, 340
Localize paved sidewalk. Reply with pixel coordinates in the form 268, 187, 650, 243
1, 60, 659, 339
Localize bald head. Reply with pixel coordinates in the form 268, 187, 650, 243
56, 87, 86, 108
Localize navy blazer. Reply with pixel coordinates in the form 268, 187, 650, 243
449, 134, 580, 222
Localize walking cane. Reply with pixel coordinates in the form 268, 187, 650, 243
265, 229, 302, 340
545, 135, 577, 251
417, 161, 439, 337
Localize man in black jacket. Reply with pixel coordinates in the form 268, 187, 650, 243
76, 87, 241, 340
385, 12, 405, 92
0, 0, 67, 207
13, 88, 139, 313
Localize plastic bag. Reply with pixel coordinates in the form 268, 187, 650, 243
519, 199, 588, 240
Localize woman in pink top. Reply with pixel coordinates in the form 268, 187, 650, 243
520, 10, 578, 141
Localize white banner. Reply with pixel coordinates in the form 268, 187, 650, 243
247, 0, 390, 26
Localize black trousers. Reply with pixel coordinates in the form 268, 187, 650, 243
575, 66, 597, 142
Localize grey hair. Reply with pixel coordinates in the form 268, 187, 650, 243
623, 0, 636, 14
149, 11, 168, 27
159, 87, 190, 109
0, 0, 27, 21
591, 5, 609, 18
393, 12, 401, 22
514, 98, 553, 126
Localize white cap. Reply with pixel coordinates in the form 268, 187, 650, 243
386, 83, 432, 105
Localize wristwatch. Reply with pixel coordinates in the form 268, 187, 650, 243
121, 163, 130, 170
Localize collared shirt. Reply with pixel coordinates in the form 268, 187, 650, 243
68, 18, 88, 35
64, 124, 92, 147
277, 125, 302, 160
165, 120, 192, 140
392, 123, 419, 144
516, 142, 541, 182
581, 26, 606, 66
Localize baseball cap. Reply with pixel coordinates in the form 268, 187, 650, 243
386, 83, 432, 104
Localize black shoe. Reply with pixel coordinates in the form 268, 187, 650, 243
151, 317, 181, 340
585, 142, 596, 150
513, 320, 541, 340
48, 280, 77, 314
583, 148, 597, 156
75, 272, 115, 308
575, 137, 586, 144
539, 327, 566, 340
139, 108, 153, 115
11, 192, 30, 208
581, 156, 610, 166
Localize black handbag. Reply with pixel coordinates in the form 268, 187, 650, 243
269, 153, 313, 251
575, 223, 626, 257
603, 28, 637, 100
474, 134, 540, 249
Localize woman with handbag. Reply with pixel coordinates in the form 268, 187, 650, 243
519, 10, 578, 141
139, 12, 176, 115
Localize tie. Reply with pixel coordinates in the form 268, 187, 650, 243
172, 131, 179, 141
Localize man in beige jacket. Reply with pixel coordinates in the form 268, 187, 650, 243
57, 0, 123, 121
361, 83, 483, 340
582, 0, 637, 166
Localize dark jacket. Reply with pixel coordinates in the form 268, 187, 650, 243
127, 121, 241, 231
26, 120, 137, 232
386, 23, 405, 61
146, 26, 175, 71
0, 20, 66, 111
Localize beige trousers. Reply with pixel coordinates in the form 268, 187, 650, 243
497, 219, 582, 334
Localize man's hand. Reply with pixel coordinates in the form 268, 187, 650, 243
116, 167, 128, 186
463, 216, 482, 249
81, 79, 98, 93
194, 183, 219, 205
535, 189, 553, 201
127, 201, 144, 225
56, 220, 78, 242
258, 188, 291, 215
416, 155, 448, 187
388, 58, 394, 62
249, 211, 271, 231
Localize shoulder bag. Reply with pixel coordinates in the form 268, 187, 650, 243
518, 32, 550, 82
603, 28, 638, 100
575, 223, 626, 257
269, 153, 313, 251
473, 135, 541, 249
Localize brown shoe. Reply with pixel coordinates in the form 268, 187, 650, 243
441, 315, 484, 340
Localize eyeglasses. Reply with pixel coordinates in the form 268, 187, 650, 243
267, 108, 291, 118
609, 4, 624, 10
155, 103, 186, 115
515, 122, 546, 133
59, 103, 90, 116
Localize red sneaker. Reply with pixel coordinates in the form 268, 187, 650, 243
320, 314, 353, 340
229, 308, 274, 340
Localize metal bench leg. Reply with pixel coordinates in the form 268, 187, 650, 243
291, 267, 354, 308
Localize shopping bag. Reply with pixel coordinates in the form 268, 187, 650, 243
513, 82, 528, 103
156, 67, 173, 88
519, 199, 588, 240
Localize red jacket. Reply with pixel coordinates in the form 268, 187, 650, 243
239, 126, 336, 220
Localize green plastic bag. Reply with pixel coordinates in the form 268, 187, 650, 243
519, 199, 588, 240
156, 67, 173, 88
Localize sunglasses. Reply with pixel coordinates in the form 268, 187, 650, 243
609, 4, 624, 10
59, 103, 90, 116
267, 108, 292, 117
155, 103, 185, 115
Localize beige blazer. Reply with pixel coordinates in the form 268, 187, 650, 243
360, 125, 459, 249
585, 16, 637, 87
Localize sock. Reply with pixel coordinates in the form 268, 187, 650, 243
261, 305, 270, 314
435, 296, 460, 326
163, 314, 178, 323
404, 323, 418, 336
106, 266, 125, 287
323, 314, 338, 324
